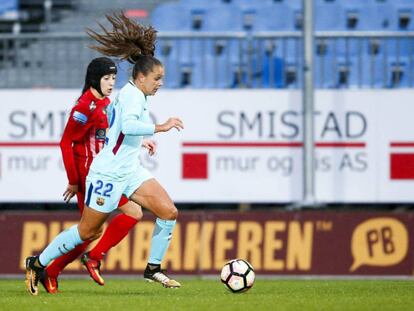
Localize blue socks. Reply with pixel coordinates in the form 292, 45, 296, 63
148, 218, 176, 265
39, 224, 83, 266
38, 219, 176, 267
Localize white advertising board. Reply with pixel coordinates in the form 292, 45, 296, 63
0, 89, 413, 203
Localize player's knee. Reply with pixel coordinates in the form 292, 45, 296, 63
93, 226, 104, 239
128, 208, 143, 221
121, 203, 143, 221
78, 226, 102, 241
163, 204, 178, 220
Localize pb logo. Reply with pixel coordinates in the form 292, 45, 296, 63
350, 218, 408, 272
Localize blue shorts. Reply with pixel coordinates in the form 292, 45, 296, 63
85, 167, 153, 213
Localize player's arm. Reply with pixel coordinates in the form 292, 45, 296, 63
142, 139, 157, 156
121, 92, 155, 136
154, 117, 184, 133
60, 104, 92, 201
121, 92, 183, 135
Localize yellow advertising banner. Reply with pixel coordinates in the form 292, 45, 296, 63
1, 211, 413, 275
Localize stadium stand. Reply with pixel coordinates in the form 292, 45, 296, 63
149, 0, 414, 89
0, 0, 168, 88
0, 0, 413, 89
251, 3, 295, 31
0, 0, 79, 33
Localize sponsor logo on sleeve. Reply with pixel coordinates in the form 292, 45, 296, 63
72, 111, 88, 125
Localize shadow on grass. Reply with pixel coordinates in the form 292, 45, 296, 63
65, 288, 160, 296
7, 287, 162, 297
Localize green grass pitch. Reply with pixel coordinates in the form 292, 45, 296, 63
1, 278, 414, 311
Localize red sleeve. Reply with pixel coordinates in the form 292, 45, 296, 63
60, 98, 94, 185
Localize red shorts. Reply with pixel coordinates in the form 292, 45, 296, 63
118, 194, 129, 207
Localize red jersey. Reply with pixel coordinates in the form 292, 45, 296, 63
60, 89, 110, 186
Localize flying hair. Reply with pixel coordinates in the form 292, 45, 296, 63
86, 12, 157, 64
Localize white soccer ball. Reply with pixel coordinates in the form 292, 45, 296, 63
220, 259, 255, 293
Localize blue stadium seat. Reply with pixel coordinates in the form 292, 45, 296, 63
151, 3, 192, 31
338, 59, 359, 88
339, 0, 369, 9
335, 37, 385, 60
389, 7, 414, 30
178, 0, 226, 31
320, 57, 368, 89
203, 5, 245, 31
331, 57, 374, 89
155, 39, 246, 88
179, 0, 221, 8
115, 61, 132, 88
152, 3, 248, 87
339, 0, 397, 9
283, 60, 302, 88
252, 36, 302, 88
314, 51, 365, 89
314, 0, 337, 5
251, 3, 295, 31
154, 38, 189, 88
393, 0, 414, 6
314, 38, 362, 88
313, 51, 403, 89
155, 55, 181, 88
387, 37, 414, 59
251, 55, 284, 88
314, 54, 336, 88
230, 0, 274, 9
360, 53, 387, 87
387, 59, 411, 88
340, 38, 409, 88
266, 57, 285, 88
271, 38, 303, 89
314, 3, 347, 30
151, 0, 413, 89
190, 54, 237, 88
279, 0, 301, 10
199, 6, 247, 76
345, 2, 393, 30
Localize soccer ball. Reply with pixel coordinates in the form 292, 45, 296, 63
220, 259, 255, 293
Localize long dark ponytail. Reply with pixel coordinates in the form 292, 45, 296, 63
86, 13, 161, 79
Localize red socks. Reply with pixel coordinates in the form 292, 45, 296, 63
46, 214, 137, 277
89, 214, 138, 261
46, 240, 91, 278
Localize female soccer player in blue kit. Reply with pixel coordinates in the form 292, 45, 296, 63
25, 13, 184, 296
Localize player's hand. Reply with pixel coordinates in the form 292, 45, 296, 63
156, 117, 184, 133
142, 139, 157, 156
63, 184, 78, 203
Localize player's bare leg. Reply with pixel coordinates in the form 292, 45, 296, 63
131, 179, 181, 288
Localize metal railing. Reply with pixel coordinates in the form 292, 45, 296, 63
253, 31, 414, 89
1, 31, 413, 89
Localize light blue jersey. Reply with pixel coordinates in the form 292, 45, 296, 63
89, 81, 155, 180
86, 81, 155, 212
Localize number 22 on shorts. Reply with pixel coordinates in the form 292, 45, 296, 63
94, 180, 113, 197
